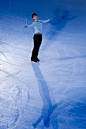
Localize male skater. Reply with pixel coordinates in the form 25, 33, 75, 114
23, 13, 52, 62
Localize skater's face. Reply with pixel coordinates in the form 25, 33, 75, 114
33, 15, 38, 20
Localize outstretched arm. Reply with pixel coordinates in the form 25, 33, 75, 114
40, 18, 53, 23
23, 22, 34, 28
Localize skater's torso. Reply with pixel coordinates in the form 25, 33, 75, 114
28, 19, 50, 34
33, 21, 42, 34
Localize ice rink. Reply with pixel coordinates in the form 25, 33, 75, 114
0, 0, 86, 128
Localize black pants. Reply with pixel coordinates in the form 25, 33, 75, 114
31, 34, 42, 60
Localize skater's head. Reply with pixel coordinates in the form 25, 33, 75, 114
32, 13, 38, 21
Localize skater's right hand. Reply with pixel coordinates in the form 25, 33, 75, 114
23, 26, 28, 28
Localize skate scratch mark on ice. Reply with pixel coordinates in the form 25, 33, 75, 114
72, 61, 84, 77
0, 89, 20, 127
1, 69, 30, 89
9, 86, 21, 101
0, 51, 9, 62
0, 59, 9, 64
6, 61, 29, 68
6, 70, 22, 77
0, 43, 10, 52
10, 104, 19, 127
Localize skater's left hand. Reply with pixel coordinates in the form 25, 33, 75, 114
23, 26, 28, 28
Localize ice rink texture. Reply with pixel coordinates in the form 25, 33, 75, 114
0, 0, 86, 129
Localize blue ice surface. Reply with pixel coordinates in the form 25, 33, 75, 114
0, 0, 86, 129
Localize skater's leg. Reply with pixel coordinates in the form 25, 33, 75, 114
35, 34, 42, 59
31, 34, 42, 61
31, 34, 37, 60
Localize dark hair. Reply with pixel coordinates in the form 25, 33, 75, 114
32, 13, 37, 18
